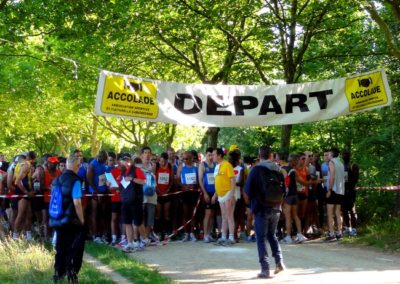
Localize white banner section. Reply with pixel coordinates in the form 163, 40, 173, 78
94, 69, 392, 127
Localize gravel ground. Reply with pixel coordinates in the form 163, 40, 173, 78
128, 239, 400, 284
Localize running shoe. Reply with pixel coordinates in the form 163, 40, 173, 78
349, 228, 357, 237
280, 235, 293, 244
189, 233, 197, 242
93, 237, 103, 244
324, 233, 337, 242
117, 239, 128, 248
214, 238, 226, 246
294, 233, 307, 243
122, 244, 136, 253
222, 239, 235, 246
181, 233, 190, 242
336, 233, 343, 241
149, 231, 160, 243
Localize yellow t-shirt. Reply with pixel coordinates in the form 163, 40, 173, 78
215, 160, 235, 197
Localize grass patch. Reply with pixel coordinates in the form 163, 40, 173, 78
0, 238, 114, 284
85, 242, 175, 284
342, 217, 400, 253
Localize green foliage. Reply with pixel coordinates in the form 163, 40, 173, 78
0, 239, 113, 284
356, 190, 397, 224
85, 242, 175, 284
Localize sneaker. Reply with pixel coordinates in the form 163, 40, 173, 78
239, 232, 247, 241
122, 244, 136, 253
222, 239, 235, 246
215, 238, 226, 246
141, 238, 150, 247
349, 228, 357, 237
189, 233, 197, 242
251, 234, 257, 242
111, 239, 117, 246
274, 263, 285, 275
149, 232, 160, 243
281, 235, 293, 244
117, 239, 128, 248
294, 233, 307, 243
257, 270, 270, 279
203, 235, 211, 243
325, 233, 337, 242
93, 237, 103, 244
181, 233, 189, 242
101, 235, 109, 244
336, 233, 343, 241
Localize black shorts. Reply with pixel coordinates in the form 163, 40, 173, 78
326, 191, 343, 205
203, 191, 217, 210
285, 195, 299, 205
121, 202, 143, 226
31, 196, 44, 212
180, 191, 199, 207
111, 202, 121, 214
297, 193, 307, 201
157, 195, 172, 204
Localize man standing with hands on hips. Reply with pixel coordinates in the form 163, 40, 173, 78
245, 146, 286, 279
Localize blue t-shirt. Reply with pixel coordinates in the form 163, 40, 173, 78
202, 161, 216, 193
180, 165, 198, 185
88, 159, 107, 193
72, 180, 83, 199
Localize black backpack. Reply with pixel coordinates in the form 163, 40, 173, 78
120, 166, 143, 203
257, 166, 285, 207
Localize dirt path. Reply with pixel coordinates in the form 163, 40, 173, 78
128, 240, 400, 283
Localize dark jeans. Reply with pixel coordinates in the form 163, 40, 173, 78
254, 208, 283, 271
54, 224, 87, 278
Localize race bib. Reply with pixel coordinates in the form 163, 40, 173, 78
98, 174, 106, 186
185, 172, 197, 185
158, 173, 169, 185
296, 182, 305, 192
33, 182, 41, 192
206, 173, 215, 185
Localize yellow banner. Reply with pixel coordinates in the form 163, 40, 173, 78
100, 74, 158, 119
345, 71, 389, 112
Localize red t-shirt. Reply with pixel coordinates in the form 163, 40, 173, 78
44, 169, 61, 203
126, 166, 146, 180
156, 165, 172, 195
110, 167, 122, 202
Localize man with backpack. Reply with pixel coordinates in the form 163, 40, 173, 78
50, 157, 85, 284
244, 146, 286, 279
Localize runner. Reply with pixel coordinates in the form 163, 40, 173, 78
121, 157, 147, 252
87, 150, 108, 243
139, 146, 158, 244
281, 154, 303, 244
325, 147, 345, 242
155, 152, 174, 240
213, 148, 236, 246
109, 153, 128, 246
13, 151, 36, 240
198, 147, 217, 243
42, 156, 61, 239
342, 150, 359, 236
177, 151, 199, 242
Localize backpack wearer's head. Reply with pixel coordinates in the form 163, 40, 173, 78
66, 157, 81, 172
258, 146, 272, 160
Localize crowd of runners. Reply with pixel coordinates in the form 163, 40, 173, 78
0, 145, 359, 250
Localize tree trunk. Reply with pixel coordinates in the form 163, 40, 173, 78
280, 124, 292, 155
90, 117, 101, 157
206, 127, 220, 148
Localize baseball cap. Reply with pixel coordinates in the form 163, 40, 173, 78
48, 156, 59, 163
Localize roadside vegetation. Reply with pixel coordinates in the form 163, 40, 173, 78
0, 238, 114, 284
